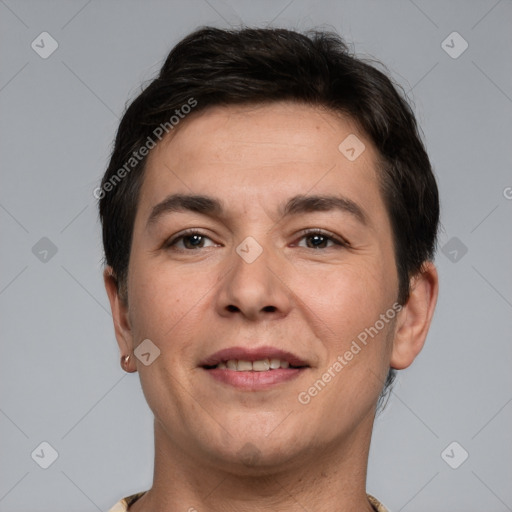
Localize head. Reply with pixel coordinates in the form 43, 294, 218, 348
100, 27, 438, 471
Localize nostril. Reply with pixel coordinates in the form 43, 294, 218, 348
262, 305, 277, 312
226, 305, 239, 312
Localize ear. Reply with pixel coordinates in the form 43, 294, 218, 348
390, 261, 439, 370
103, 267, 137, 372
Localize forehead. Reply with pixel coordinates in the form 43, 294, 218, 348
139, 102, 384, 220
153, 102, 372, 168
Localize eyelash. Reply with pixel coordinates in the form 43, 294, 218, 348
164, 228, 349, 251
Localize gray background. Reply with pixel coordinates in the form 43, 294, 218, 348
1, 0, 511, 511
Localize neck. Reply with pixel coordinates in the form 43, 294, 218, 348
132, 414, 376, 512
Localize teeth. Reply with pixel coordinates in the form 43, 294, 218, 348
237, 360, 253, 371
252, 359, 270, 372
269, 358, 281, 369
215, 358, 297, 371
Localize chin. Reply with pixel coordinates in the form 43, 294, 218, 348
198, 426, 307, 474
212, 443, 301, 476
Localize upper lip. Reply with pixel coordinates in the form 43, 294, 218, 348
199, 345, 309, 368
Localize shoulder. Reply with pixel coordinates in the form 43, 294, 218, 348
367, 493, 391, 512
108, 491, 147, 512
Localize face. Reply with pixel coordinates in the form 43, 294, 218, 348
114, 102, 405, 472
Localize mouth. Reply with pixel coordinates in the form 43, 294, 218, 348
199, 346, 310, 390
199, 345, 309, 370
203, 358, 306, 371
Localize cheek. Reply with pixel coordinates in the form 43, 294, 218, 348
299, 260, 393, 324
127, 260, 174, 338
127, 257, 215, 349
288, 259, 398, 383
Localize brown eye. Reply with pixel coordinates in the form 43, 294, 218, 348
165, 230, 217, 250
295, 229, 348, 250
304, 234, 331, 249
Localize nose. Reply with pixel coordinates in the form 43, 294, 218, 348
215, 244, 293, 321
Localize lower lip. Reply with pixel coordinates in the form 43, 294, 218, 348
203, 367, 307, 390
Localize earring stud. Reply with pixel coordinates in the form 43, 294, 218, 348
121, 353, 131, 372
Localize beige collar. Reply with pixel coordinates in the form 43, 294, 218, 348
109, 491, 390, 511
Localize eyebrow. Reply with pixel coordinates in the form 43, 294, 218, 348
281, 194, 368, 225
146, 193, 368, 227
147, 194, 224, 227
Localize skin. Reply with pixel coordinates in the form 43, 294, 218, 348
104, 102, 438, 512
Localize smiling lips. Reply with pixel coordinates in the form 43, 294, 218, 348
200, 345, 309, 370
214, 358, 294, 371
200, 346, 309, 389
